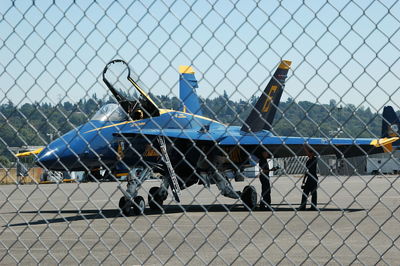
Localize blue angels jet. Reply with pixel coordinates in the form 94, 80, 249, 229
31, 59, 398, 215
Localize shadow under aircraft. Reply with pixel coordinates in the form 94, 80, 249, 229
29, 59, 398, 215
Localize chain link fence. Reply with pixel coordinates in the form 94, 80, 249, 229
1, 0, 400, 264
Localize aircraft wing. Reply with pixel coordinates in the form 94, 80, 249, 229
218, 135, 398, 158
115, 129, 397, 158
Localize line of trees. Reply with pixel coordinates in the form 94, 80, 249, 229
0, 93, 385, 167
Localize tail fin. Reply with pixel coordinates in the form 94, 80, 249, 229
179, 66, 204, 116
241, 60, 291, 133
382, 106, 400, 137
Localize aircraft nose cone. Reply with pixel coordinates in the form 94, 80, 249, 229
36, 147, 61, 170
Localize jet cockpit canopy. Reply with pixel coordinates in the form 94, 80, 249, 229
91, 103, 128, 122
102, 60, 160, 120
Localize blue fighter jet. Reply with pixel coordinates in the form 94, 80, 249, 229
34, 59, 398, 215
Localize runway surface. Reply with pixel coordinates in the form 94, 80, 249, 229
0, 175, 399, 264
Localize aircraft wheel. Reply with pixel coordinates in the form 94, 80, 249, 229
241, 185, 257, 211
148, 187, 164, 211
132, 196, 145, 215
119, 196, 132, 216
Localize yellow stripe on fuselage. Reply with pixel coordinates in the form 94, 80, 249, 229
84, 120, 136, 133
84, 109, 223, 133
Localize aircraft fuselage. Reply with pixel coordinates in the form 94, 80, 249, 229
35, 110, 261, 181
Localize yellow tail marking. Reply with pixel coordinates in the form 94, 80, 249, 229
179, 65, 195, 74
261, 85, 278, 113
279, 60, 292, 69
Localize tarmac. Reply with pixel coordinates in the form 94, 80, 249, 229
0, 175, 399, 265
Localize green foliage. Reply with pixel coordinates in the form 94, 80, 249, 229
0, 155, 11, 168
0, 95, 384, 162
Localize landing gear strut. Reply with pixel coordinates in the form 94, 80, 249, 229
118, 168, 150, 216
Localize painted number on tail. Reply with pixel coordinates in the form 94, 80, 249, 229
261, 85, 278, 113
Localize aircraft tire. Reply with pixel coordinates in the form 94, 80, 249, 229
119, 197, 132, 216
241, 185, 257, 211
148, 187, 164, 211
133, 196, 145, 215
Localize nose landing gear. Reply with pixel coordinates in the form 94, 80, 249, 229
118, 168, 150, 216
118, 167, 170, 216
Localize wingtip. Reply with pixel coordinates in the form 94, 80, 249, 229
15, 148, 44, 157
371, 137, 399, 146
371, 137, 399, 152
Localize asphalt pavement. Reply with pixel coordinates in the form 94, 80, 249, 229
0, 175, 399, 264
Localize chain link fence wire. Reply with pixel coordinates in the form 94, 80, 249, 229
1, 0, 400, 264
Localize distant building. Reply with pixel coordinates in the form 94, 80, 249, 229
275, 151, 400, 176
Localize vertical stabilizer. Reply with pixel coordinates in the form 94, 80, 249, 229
179, 66, 204, 116
241, 60, 291, 133
382, 106, 400, 138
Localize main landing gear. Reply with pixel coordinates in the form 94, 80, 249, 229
241, 185, 257, 210
148, 186, 168, 211
206, 166, 258, 211
119, 195, 145, 216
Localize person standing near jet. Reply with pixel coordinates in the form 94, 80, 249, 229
298, 146, 319, 211
257, 150, 279, 211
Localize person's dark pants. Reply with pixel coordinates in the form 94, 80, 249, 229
300, 180, 317, 208
259, 173, 271, 206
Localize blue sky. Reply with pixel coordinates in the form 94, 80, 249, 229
1, 0, 400, 112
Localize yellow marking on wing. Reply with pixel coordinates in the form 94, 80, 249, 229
279, 60, 292, 69
16, 148, 44, 157
261, 85, 278, 113
179, 65, 195, 74
370, 137, 399, 152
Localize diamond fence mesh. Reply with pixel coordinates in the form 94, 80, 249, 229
1, 0, 400, 264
